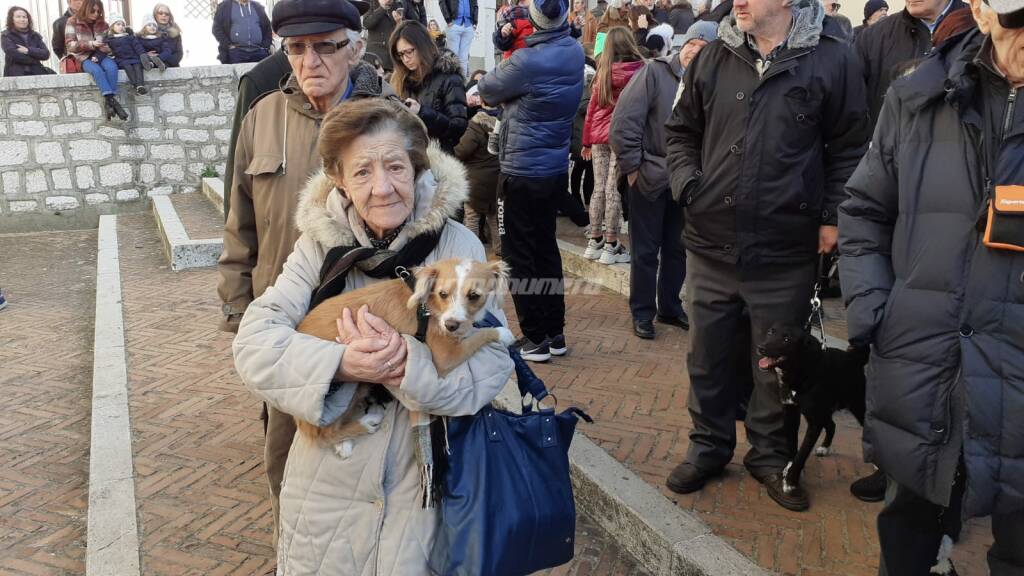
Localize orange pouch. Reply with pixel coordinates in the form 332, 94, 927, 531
984, 185, 1024, 252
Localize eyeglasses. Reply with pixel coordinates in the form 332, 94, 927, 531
830, 2, 840, 9
156, 11, 170, 15
282, 38, 351, 56
396, 46, 417, 59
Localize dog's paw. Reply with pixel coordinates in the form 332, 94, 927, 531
360, 403, 386, 433
496, 327, 516, 346
815, 446, 832, 457
334, 440, 354, 460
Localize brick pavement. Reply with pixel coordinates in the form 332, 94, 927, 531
525, 218, 994, 575
170, 192, 226, 240
0, 230, 97, 576
113, 212, 647, 575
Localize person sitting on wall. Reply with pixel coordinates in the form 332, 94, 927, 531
152, 4, 183, 66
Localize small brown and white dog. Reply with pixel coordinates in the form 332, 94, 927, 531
293, 257, 514, 446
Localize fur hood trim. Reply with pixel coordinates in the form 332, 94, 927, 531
719, 0, 825, 50
295, 142, 468, 250
470, 110, 498, 130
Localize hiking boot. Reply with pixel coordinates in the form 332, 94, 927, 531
515, 337, 551, 363
657, 311, 690, 330
850, 469, 887, 503
666, 462, 721, 494
583, 237, 605, 260
548, 334, 567, 356
599, 241, 630, 264
752, 470, 810, 512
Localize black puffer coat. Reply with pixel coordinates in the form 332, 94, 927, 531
839, 29, 1024, 517
1, 29, 51, 77
364, 0, 398, 70
405, 50, 467, 153
665, 5, 870, 268
853, 3, 965, 127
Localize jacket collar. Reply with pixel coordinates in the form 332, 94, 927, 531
897, 28, 984, 119
280, 60, 384, 119
409, 50, 464, 88
295, 143, 469, 250
526, 22, 572, 46
655, 54, 685, 80
719, 0, 827, 50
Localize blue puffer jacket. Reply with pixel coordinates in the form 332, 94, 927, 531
477, 23, 583, 178
138, 34, 171, 62
107, 33, 144, 66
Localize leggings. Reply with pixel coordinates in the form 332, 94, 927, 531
589, 143, 622, 238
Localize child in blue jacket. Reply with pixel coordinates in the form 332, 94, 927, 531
106, 14, 151, 94
137, 16, 169, 71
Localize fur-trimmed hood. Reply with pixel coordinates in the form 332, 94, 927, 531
415, 49, 464, 85
719, 0, 827, 50
295, 142, 469, 250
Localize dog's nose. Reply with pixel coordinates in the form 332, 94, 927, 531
444, 319, 461, 332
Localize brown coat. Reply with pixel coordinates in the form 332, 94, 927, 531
217, 62, 394, 331
596, 6, 629, 34
453, 111, 500, 214
64, 16, 109, 63
571, 8, 599, 46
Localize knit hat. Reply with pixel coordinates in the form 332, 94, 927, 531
529, 0, 569, 29
140, 13, 158, 31
680, 19, 717, 47
646, 22, 674, 56
108, 13, 126, 26
863, 0, 888, 22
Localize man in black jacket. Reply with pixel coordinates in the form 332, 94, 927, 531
664, 0, 869, 512
363, 0, 403, 70
855, 0, 965, 127
51, 0, 82, 60
212, 0, 273, 64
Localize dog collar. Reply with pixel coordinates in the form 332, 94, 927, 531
395, 266, 430, 343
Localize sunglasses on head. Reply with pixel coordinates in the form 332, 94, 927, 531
282, 38, 351, 56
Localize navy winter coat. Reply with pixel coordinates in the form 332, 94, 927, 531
2, 29, 51, 77
107, 33, 145, 66
138, 34, 172, 62
212, 0, 271, 64
839, 29, 1024, 517
476, 24, 584, 178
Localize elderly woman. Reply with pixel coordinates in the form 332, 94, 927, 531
151, 4, 182, 67
233, 97, 513, 573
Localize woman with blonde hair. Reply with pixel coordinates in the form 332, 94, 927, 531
151, 3, 182, 66
580, 26, 644, 265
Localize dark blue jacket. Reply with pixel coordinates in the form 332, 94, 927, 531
107, 33, 145, 66
1, 29, 51, 77
839, 29, 1024, 517
477, 24, 583, 177
213, 0, 271, 64
138, 34, 172, 62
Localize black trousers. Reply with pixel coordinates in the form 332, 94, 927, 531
684, 251, 815, 475
879, 469, 1024, 576
122, 63, 144, 88
498, 172, 567, 343
628, 187, 685, 322
569, 155, 594, 205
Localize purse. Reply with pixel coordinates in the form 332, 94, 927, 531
429, 314, 593, 576
59, 55, 82, 74
984, 185, 1024, 252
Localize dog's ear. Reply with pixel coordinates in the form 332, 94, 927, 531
406, 266, 438, 309
485, 259, 510, 305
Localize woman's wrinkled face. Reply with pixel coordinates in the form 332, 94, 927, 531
12, 9, 29, 30
336, 129, 417, 238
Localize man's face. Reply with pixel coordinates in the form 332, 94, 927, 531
867, 7, 888, 23
906, 0, 949, 21
69, 0, 83, 12
971, 0, 1024, 82
679, 38, 708, 67
733, 0, 788, 33
285, 29, 360, 101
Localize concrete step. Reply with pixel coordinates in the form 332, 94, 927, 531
151, 194, 223, 271
202, 177, 225, 216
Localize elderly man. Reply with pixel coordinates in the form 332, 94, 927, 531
217, 0, 390, 546
839, 0, 1024, 572
664, 0, 869, 511
610, 20, 717, 340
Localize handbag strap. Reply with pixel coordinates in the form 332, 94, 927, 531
476, 312, 551, 404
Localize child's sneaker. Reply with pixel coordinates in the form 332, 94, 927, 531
136, 85, 148, 95
599, 241, 630, 264
487, 120, 501, 155
583, 237, 605, 260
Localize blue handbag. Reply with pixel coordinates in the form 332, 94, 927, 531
429, 315, 593, 576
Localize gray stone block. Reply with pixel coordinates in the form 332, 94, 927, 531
25, 170, 47, 193
51, 121, 95, 136
2, 171, 21, 195
76, 166, 96, 188
69, 139, 113, 162
140, 164, 156, 184
45, 195, 79, 210
151, 195, 223, 270
159, 92, 185, 112
177, 129, 209, 142
135, 105, 156, 123
86, 193, 110, 205
75, 100, 103, 119
51, 168, 72, 189
39, 102, 61, 117
151, 144, 185, 159
7, 101, 34, 116
9, 199, 36, 212
189, 92, 216, 112
14, 120, 47, 136
99, 163, 134, 187
129, 127, 162, 140
118, 144, 147, 160
195, 115, 228, 127
0, 141, 30, 166
34, 141, 65, 165
160, 164, 185, 181
116, 189, 140, 201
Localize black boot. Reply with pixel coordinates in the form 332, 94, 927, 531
104, 99, 114, 121
106, 95, 129, 121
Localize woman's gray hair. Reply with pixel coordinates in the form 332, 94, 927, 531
346, 28, 366, 60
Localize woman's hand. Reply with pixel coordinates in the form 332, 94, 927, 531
404, 98, 421, 115
16, 45, 29, 54
335, 306, 407, 386
581, 146, 592, 161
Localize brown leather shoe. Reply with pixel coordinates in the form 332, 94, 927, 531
666, 462, 721, 494
753, 471, 810, 512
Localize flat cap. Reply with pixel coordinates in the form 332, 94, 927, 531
272, 0, 370, 37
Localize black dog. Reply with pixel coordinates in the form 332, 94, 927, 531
757, 322, 869, 500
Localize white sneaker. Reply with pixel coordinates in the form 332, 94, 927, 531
599, 242, 630, 264
583, 238, 605, 260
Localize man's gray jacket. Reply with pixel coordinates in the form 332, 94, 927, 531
610, 54, 684, 200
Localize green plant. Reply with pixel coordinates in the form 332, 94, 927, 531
201, 166, 219, 178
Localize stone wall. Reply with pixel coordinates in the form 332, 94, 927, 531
0, 64, 254, 230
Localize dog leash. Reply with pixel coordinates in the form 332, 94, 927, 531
395, 266, 431, 343
803, 253, 836, 351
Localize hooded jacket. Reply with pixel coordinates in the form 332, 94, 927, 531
106, 28, 146, 66
219, 62, 396, 329
665, 5, 870, 268
234, 146, 515, 575
454, 110, 501, 213
839, 29, 1024, 517
477, 24, 584, 178
609, 54, 683, 199
138, 28, 172, 61
582, 59, 643, 146
2, 29, 51, 77
156, 21, 183, 66
853, 1, 966, 127
403, 50, 468, 153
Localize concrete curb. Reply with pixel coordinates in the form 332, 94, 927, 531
151, 196, 222, 271
494, 383, 770, 576
202, 178, 225, 217
87, 215, 142, 576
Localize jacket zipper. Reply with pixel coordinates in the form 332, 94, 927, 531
371, 405, 396, 575
1001, 87, 1017, 142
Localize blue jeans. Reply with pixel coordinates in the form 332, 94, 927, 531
82, 57, 119, 96
446, 23, 474, 77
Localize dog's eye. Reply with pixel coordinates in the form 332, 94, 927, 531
467, 292, 480, 301
438, 290, 449, 300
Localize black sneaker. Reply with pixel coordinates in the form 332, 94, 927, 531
516, 337, 551, 363
548, 334, 567, 356
850, 469, 887, 503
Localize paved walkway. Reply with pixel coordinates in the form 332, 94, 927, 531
0, 230, 97, 575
